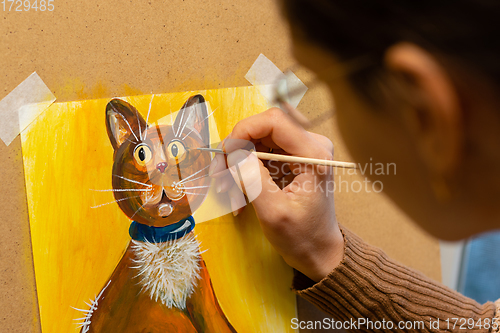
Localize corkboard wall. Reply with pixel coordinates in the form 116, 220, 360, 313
0, 0, 441, 332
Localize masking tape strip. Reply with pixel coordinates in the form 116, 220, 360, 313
244, 53, 307, 108
0, 72, 56, 146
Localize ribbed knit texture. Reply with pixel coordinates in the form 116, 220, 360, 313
293, 226, 497, 332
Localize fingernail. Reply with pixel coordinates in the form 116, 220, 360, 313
216, 181, 222, 193
208, 158, 217, 176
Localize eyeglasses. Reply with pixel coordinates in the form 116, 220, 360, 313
272, 54, 373, 129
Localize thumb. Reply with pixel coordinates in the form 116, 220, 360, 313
227, 149, 288, 209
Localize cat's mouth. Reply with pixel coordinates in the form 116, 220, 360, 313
158, 190, 173, 218
140, 183, 186, 218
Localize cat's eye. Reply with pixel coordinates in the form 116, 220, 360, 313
166, 140, 186, 164
133, 144, 152, 166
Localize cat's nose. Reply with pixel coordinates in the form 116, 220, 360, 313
156, 162, 168, 173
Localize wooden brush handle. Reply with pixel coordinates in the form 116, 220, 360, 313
254, 152, 357, 169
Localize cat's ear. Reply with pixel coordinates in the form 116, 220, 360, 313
105, 99, 147, 150
173, 95, 210, 146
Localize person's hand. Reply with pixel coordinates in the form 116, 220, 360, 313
209, 108, 344, 282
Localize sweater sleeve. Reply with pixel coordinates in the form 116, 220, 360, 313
292, 225, 498, 332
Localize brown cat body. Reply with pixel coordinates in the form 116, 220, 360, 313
79, 95, 235, 333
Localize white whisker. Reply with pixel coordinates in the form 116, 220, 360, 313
175, 107, 186, 138
130, 200, 149, 219
179, 174, 209, 185
181, 128, 195, 141
113, 175, 152, 188
90, 189, 151, 192
206, 106, 219, 115
178, 165, 210, 183
117, 113, 139, 142
91, 196, 141, 209
136, 108, 142, 141
183, 192, 205, 196
181, 185, 211, 189
144, 94, 155, 140
177, 111, 193, 138
181, 108, 216, 141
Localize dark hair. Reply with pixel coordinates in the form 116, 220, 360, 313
282, 0, 500, 105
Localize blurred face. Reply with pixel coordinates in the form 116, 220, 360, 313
290, 36, 471, 240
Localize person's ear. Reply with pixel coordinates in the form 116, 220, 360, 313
384, 42, 464, 177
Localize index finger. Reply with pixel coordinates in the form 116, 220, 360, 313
230, 108, 332, 159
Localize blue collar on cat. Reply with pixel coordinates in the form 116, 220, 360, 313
129, 216, 195, 243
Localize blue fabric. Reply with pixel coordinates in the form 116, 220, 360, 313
459, 231, 500, 304
129, 216, 195, 243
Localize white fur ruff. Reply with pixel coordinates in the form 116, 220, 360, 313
131, 234, 202, 310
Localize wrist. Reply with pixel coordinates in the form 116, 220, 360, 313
298, 226, 345, 282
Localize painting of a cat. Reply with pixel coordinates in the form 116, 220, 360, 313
79, 95, 235, 332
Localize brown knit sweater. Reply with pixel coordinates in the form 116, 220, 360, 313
293, 226, 499, 332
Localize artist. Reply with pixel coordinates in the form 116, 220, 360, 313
210, 1, 500, 332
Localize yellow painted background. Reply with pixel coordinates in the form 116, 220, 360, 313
21, 87, 297, 333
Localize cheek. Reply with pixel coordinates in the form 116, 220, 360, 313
330, 84, 425, 191
331, 86, 393, 167
331, 84, 442, 228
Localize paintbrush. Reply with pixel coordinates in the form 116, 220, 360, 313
196, 147, 357, 169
